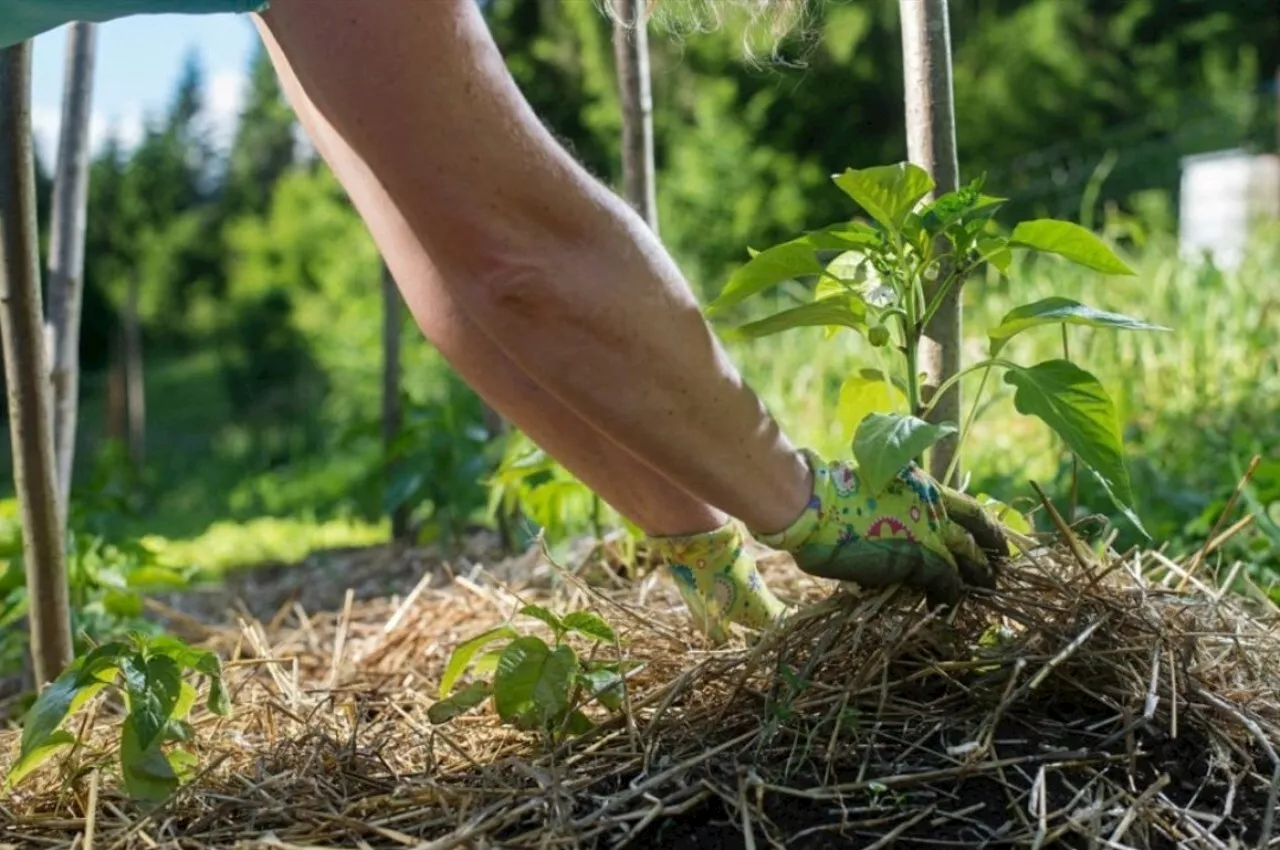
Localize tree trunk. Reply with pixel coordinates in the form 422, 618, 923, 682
46, 22, 98, 526
900, 0, 962, 485
381, 262, 409, 543
613, 0, 659, 233
123, 276, 145, 469
0, 43, 75, 685
106, 329, 127, 444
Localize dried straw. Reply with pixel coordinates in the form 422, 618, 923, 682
3, 526, 1279, 849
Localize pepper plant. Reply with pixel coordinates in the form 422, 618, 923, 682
5, 633, 230, 804
706, 162, 1168, 534
429, 603, 631, 744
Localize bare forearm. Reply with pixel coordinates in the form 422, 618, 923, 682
257, 0, 810, 530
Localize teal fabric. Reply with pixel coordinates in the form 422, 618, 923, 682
1, 0, 268, 48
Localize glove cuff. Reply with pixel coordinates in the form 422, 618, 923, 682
751, 448, 826, 552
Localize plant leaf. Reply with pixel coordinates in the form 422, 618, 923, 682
5, 730, 76, 788
977, 237, 1012, 274
564, 709, 595, 736
580, 667, 625, 711
427, 680, 492, 725
1003, 360, 1145, 535
121, 653, 183, 753
518, 604, 564, 636
562, 611, 617, 644
1009, 219, 1134, 275
728, 295, 868, 340
837, 372, 907, 443
492, 637, 577, 729
832, 163, 935, 233
852, 413, 958, 496
119, 714, 179, 804
706, 241, 822, 316
988, 297, 1169, 356
15, 643, 125, 772
438, 625, 519, 698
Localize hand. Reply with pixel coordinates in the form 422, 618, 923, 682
1, 0, 266, 48
762, 451, 1007, 610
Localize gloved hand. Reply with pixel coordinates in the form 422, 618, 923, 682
755, 450, 1006, 610
649, 520, 789, 644
0, 0, 267, 49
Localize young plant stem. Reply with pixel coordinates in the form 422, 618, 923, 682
1062, 325, 1079, 518
942, 362, 995, 486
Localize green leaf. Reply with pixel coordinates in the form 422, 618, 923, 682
492, 637, 577, 729
168, 747, 199, 783
727, 295, 867, 340
833, 163, 935, 233
438, 625, 519, 698
977, 237, 1011, 274
172, 681, 198, 721
705, 240, 824, 316
207, 677, 230, 716
15, 643, 125, 772
517, 604, 564, 636
562, 611, 617, 644
852, 413, 958, 496
121, 653, 183, 752
836, 371, 907, 443
1003, 360, 1144, 534
564, 709, 595, 736
119, 715, 179, 804
1009, 219, 1134, 275
5, 730, 76, 788
125, 566, 188, 590
103, 589, 144, 617
427, 680, 492, 725
471, 649, 505, 677
987, 297, 1169, 356
143, 635, 222, 679
580, 667, 624, 711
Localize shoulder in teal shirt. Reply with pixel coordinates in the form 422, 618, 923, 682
1, 0, 268, 49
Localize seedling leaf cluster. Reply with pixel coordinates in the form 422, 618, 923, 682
430, 604, 630, 743
706, 162, 1169, 533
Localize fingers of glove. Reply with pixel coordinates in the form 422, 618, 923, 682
941, 520, 999, 590
792, 538, 962, 609
938, 486, 1010, 560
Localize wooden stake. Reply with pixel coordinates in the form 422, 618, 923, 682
0, 42, 75, 684
613, 0, 659, 234
900, 0, 962, 485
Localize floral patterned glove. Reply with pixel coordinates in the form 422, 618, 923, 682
754, 450, 1003, 609
649, 521, 788, 643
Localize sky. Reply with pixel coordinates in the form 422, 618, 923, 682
29, 14, 261, 164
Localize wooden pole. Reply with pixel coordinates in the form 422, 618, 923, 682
380, 262, 409, 543
0, 43, 75, 684
900, 0, 962, 485
613, 0, 659, 233
46, 22, 99, 525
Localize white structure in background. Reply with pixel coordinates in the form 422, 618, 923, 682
1179, 149, 1280, 270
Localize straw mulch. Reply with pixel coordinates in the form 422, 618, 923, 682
3, 527, 1280, 849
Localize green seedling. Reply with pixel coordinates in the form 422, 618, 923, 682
5, 633, 230, 805
429, 603, 633, 743
706, 161, 1170, 536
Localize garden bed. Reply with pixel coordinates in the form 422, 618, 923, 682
3, 531, 1279, 848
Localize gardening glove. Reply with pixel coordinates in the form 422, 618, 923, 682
649, 520, 789, 644
754, 450, 1005, 610
0, 0, 267, 48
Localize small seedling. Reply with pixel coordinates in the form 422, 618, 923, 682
429, 604, 632, 743
5, 633, 230, 804
706, 161, 1169, 535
